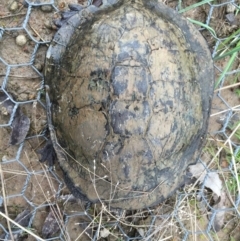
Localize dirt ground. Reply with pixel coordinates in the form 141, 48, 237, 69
0, 0, 240, 240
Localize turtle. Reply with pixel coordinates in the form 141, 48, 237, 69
43, 0, 214, 209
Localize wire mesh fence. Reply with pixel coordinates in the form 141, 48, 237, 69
0, 0, 240, 240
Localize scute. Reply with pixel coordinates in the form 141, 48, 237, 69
110, 100, 150, 136
44, 0, 214, 209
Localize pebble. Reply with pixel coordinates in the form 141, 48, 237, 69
41, 119, 47, 126
9, 1, 18, 12
2, 155, 9, 162
0, 106, 8, 115
41, 5, 53, 12
226, 13, 236, 25
16, 34, 27, 46
18, 93, 28, 101
226, 3, 236, 13
44, 20, 53, 29
58, 2, 66, 9
34, 62, 43, 71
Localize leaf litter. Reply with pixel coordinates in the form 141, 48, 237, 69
188, 161, 227, 231
0, 91, 30, 145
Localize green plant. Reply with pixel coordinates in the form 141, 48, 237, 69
225, 147, 240, 194
234, 88, 240, 97
230, 236, 237, 241
178, 0, 214, 13
213, 27, 240, 88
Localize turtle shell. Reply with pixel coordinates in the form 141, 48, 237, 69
44, 0, 214, 209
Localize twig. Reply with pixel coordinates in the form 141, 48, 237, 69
0, 211, 45, 241
0, 12, 26, 19
210, 104, 240, 117
28, 23, 49, 45
228, 141, 240, 202
214, 82, 240, 92
0, 74, 41, 79
24, 149, 68, 240
0, 164, 16, 241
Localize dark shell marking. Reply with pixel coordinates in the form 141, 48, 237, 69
44, 0, 214, 209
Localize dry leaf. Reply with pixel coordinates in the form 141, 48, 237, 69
0, 92, 30, 145
204, 172, 222, 197
42, 209, 61, 238
10, 107, 30, 145
188, 162, 207, 182
188, 162, 222, 197
210, 191, 227, 231
14, 209, 32, 227
138, 228, 145, 237
189, 162, 226, 232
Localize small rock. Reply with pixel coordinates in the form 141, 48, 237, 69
9, 1, 18, 12
18, 93, 28, 100
44, 20, 53, 29
41, 5, 53, 12
2, 155, 9, 162
34, 62, 43, 71
1, 106, 8, 115
226, 13, 237, 25
220, 159, 229, 168
41, 119, 47, 126
16, 34, 27, 46
92, 0, 103, 7
226, 3, 236, 13
58, 2, 66, 9
100, 228, 110, 238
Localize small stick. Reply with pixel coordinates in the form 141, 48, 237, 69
0, 211, 45, 241
0, 12, 26, 19
214, 82, 240, 92
28, 23, 49, 46
210, 104, 240, 117
0, 74, 41, 79
0, 164, 14, 241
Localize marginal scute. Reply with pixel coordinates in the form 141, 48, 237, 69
44, 0, 214, 209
